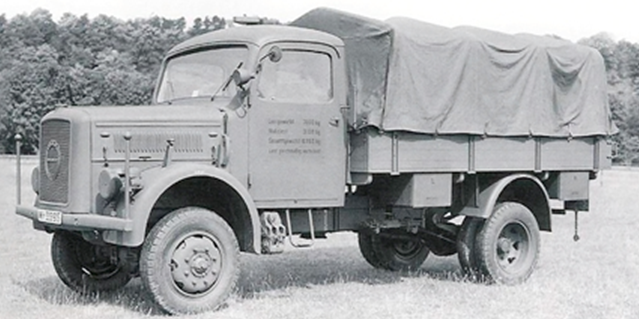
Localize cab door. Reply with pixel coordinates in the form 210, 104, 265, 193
248, 42, 346, 208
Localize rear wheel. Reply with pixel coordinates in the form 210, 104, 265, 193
475, 202, 540, 285
51, 231, 132, 294
140, 207, 240, 315
358, 231, 429, 271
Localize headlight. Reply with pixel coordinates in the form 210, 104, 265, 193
31, 167, 40, 194
98, 169, 123, 201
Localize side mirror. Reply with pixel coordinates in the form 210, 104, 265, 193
267, 46, 282, 63
259, 46, 283, 63
232, 67, 254, 87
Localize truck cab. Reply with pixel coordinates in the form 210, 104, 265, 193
156, 26, 348, 208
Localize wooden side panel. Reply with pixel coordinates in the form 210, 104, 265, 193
350, 130, 392, 173
349, 130, 603, 174
475, 137, 535, 171
398, 134, 468, 172
367, 132, 393, 172
541, 138, 595, 170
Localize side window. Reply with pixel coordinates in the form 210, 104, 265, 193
257, 49, 332, 103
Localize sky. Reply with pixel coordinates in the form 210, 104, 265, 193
2, 0, 638, 43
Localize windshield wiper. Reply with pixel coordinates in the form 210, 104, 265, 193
211, 62, 243, 102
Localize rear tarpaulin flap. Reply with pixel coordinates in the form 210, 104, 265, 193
292, 8, 616, 137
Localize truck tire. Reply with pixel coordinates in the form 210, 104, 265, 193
357, 232, 384, 269
51, 231, 132, 294
457, 217, 484, 279
358, 231, 429, 271
475, 202, 540, 285
140, 207, 240, 315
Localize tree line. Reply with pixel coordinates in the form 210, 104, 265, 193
0, 9, 226, 154
1, 9, 638, 165
579, 34, 639, 165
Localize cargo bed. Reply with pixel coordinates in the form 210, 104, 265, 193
350, 129, 610, 175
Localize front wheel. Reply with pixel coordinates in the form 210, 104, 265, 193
358, 231, 430, 271
51, 231, 132, 294
140, 207, 240, 315
475, 202, 540, 285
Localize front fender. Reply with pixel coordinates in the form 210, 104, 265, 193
102, 163, 260, 252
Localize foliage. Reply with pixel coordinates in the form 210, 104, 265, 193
580, 34, 639, 164
0, 9, 227, 154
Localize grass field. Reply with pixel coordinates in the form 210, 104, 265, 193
1, 158, 638, 318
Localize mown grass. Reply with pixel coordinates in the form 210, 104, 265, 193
1, 158, 638, 318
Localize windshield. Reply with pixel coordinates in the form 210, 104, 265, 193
156, 46, 248, 103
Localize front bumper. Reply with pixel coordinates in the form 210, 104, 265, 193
16, 205, 133, 231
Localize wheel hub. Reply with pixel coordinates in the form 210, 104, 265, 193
496, 223, 528, 271
393, 240, 419, 256
497, 237, 520, 263
170, 235, 222, 294
191, 253, 213, 277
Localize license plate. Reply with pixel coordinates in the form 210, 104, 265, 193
37, 209, 63, 225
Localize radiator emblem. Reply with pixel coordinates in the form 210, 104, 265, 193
45, 140, 62, 181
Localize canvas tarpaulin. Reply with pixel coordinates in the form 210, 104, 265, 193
292, 8, 617, 137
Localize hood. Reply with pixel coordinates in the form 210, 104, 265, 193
42, 104, 226, 164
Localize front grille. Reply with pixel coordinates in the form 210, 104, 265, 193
39, 119, 70, 204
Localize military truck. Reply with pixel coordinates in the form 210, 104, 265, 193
15, 8, 615, 315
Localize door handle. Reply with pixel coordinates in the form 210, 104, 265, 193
329, 117, 340, 127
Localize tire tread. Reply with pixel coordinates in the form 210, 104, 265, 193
475, 202, 540, 285
140, 207, 240, 315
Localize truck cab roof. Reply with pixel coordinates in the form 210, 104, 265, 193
167, 24, 344, 57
